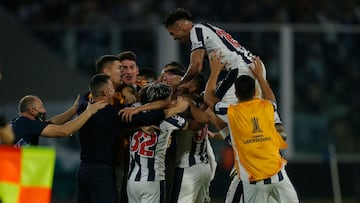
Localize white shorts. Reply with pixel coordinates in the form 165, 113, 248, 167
127, 180, 165, 203
171, 163, 212, 203
225, 176, 280, 203
242, 168, 299, 203
225, 175, 243, 203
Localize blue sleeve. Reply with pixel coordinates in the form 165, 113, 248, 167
130, 110, 165, 127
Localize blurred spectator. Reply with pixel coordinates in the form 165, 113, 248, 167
2, 0, 360, 25
328, 115, 358, 153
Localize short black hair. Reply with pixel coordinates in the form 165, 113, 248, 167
95, 55, 120, 73
139, 68, 157, 80
90, 73, 111, 97
163, 8, 193, 28
234, 75, 255, 100
164, 61, 186, 76
139, 83, 172, 104
116, 51, 137, 62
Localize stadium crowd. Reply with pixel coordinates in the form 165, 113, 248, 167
1, 0, 360, 25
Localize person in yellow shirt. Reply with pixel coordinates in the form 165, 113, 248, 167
204, 53, 299, 202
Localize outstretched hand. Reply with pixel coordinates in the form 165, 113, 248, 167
208, 50, 226, 73
86, 101, 107, 115
207, 130, 220, 139
164, 96, 189, 118
139, 125, 160, 134
173, 96, 189, 113
121, 87, 137, 104
118, 107, 140, 123
250, 56, 264, 79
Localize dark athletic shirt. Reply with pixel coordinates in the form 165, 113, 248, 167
78, 104, 165, 164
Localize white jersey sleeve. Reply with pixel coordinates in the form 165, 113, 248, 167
270, 100, 282, 124
160, 115, 187, 132
214, 101, 230, 123
128, 115, 186, 182
190, 23, 254, 69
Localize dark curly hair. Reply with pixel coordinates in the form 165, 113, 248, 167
163, 8, 193, 28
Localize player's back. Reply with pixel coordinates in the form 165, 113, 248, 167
191, 23, 253, 72
173, 125, 209, 168
79, 105, 122, 164
128, 115, 186, 181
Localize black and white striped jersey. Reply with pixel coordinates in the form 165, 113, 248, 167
128, 115, 186, 181
173, 124, 209, 168
190, 23, 254, 71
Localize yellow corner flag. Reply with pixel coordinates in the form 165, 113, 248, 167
0, 146, 56, 203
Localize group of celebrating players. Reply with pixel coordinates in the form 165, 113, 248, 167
2, 8, 300, 203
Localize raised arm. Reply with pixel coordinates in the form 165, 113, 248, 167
204, 51, 225, 109
251, 56, 275, 102
119, 100, 172, 122
41, 101, 106, 137
180, 49, 206, 84
184, 98, 208, 124
206, 107, 227, 130
164, 96, 189, 118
